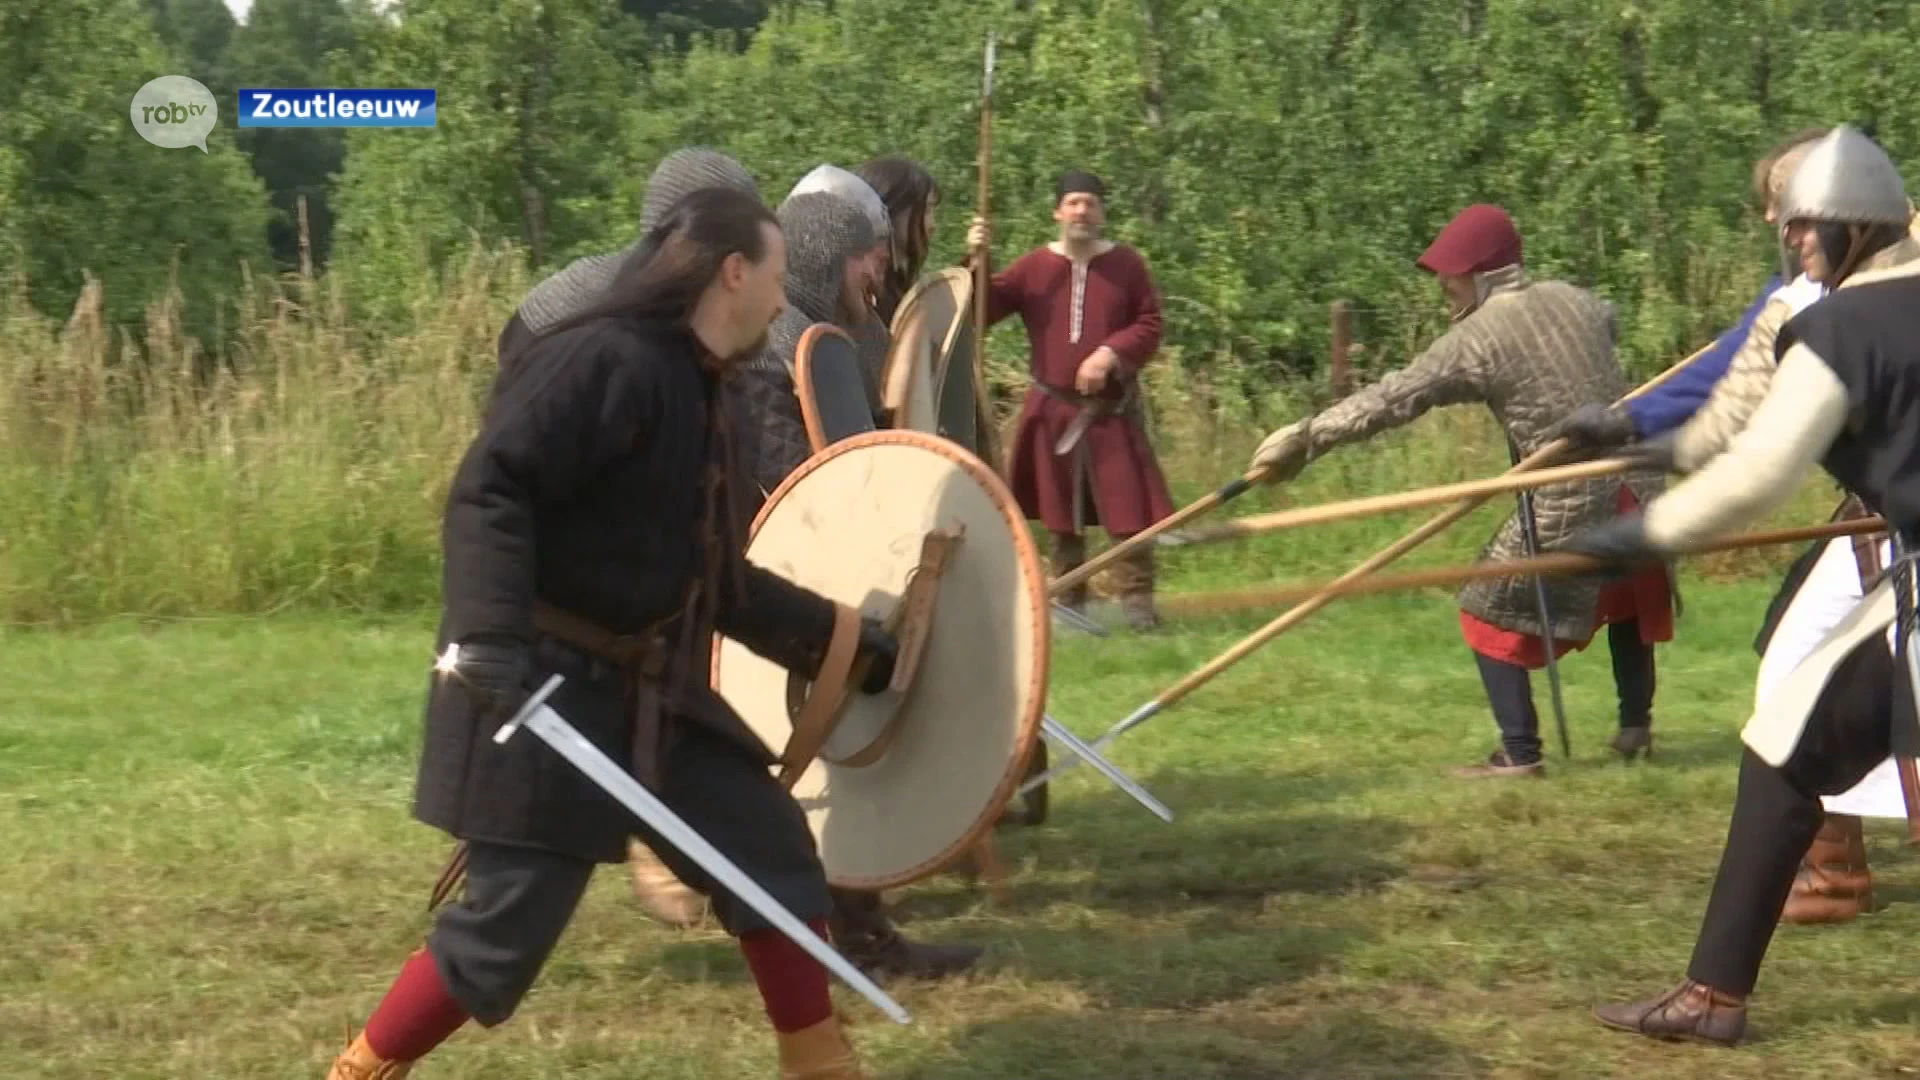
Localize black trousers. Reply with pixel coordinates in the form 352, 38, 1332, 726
1686, 637, 1899, 997
1474, 619, 1657, 764
425, 723, 831, 1026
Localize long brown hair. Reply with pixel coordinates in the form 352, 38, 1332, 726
535, 187, 778, 344
856, 155, 938, 322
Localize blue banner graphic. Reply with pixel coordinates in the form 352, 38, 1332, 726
237, 88, 436, 128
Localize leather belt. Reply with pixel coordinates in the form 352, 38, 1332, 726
531, 601, 676, 797
1033, 380, 1134, 533
1034, 380, 1132, 456
428, 602, 676, 913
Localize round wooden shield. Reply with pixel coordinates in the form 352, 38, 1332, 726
713, 429, 1049, 890
794, 323, 877, 453
881, 268, 972, 435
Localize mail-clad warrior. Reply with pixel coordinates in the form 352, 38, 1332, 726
1249, 204, 1674, 777
855, 155, 942, 326
1569, 126, 1920, 1046
965, 169, 1174, 629
509, 146, 760, 361
730, 192, 881, 496
505, 146, 820, 932
326, 188, 899, 1080
787, 165, 896, 408
1548, 128, 1898, 924
667, 187, 986, 980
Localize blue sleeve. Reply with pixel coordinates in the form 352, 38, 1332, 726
1623, 277, 1779, 439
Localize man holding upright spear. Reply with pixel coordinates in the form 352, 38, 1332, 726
1248, 205, 1674, 777
964, 171, 1175, 632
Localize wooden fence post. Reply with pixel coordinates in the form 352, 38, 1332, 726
1329, 299, 1353, 395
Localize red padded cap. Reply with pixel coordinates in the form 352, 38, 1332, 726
1417, 204, 1522, 276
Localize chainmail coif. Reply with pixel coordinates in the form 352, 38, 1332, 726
784, 165, 890, 246
515, 147, 760, 334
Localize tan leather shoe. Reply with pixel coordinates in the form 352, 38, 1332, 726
1592, 980, 1747, 1046
325, 1031, 412, 1080
627, 838, 709, 928
1449, 750, 1544, 779
775, 1016, 865, 1080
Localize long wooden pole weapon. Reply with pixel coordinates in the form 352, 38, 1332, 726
1052, 338, 1716, 599
1158, 517, 1887, 618
969, 31, 1004, 474
1160, 457, 1633, 546
1022, 340, 1721, 792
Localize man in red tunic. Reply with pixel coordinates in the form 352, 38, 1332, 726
966, 170, 1175, 630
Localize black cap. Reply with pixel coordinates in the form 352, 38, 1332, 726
1055, 169, 1106, 205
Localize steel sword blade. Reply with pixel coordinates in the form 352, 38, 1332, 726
1051, 600, 1109, 637
1019, 701, 1158, 793
1039, 713, 1173, 822
492, 674, 911, 1025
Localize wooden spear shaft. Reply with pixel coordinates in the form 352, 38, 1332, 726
1166, 457, 1635, 546
969, 32, 1004, 475
1050, 466, 1267, 596
1162, 517, 1889, 618
1050, 330, 1711, 600
1021, 339, 1722, 790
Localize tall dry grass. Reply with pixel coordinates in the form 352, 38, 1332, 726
1, 252, 1842, 625
0, 245, 526, 623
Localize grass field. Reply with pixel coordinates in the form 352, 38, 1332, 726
7, 577, 1920, 1079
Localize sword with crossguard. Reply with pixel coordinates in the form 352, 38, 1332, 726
436, 646, 912, 1025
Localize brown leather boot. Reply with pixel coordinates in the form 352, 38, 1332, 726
1115, 544, 1160, 631
1049, 533, 1088, 612
627, 837, 709, 928
1783, 813, 1873, 924
1592, 979, 1747, 1046
325, 1031, 413, 1079
776, 1016, 864, 1080
827, 887, 982, 980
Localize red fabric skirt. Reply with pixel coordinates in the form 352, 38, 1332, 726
1005, 386, 1175, 535
1458, 486, 1675, 670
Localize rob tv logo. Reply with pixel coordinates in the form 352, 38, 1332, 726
130, 76, 219, 151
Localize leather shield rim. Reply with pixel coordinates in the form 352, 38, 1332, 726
794, 322, 857, 454
880, 268, 971, 429
710, 428, 1051, 890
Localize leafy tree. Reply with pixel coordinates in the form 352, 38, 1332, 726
224, 0, 363, 270
326, 0, 639, 329
1, 0, 271, 337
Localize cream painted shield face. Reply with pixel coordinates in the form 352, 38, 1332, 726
713, 430, 1049, 890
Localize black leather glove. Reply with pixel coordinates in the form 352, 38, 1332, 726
1617, 432, 1679, 473
1544, 403, 1635, 450
451, 635, 535, 722
856, 618, 898, 694
1559, 512, 1665, 564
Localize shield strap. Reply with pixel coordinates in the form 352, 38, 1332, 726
778, 601, 864, 789
828, 527, 963, 767
780, 530, 963, 776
